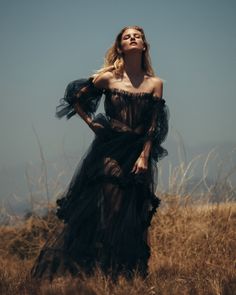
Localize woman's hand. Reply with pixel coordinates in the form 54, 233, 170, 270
131, 156, 148, 174
88, 121, 104, 134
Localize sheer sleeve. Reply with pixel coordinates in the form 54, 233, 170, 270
55, 77, 103, 120
145, 97, 169, 161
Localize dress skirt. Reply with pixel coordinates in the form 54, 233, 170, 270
31, 122, 160, 280
30, 78, 169, 281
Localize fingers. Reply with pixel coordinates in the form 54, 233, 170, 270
90, 123, 104, 134
132, 163, 140, 174
131, 163, 147, 174
94, 123, 103, 128
136, 167, 146, 174
131, 163, 137, 173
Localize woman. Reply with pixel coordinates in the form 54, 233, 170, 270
31, 26, 169, 281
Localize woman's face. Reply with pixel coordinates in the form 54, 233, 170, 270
119, 28, 145, 54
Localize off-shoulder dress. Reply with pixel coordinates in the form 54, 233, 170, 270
31, 77, 169, 281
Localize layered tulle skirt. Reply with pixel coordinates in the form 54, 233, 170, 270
31, 114, 161, 281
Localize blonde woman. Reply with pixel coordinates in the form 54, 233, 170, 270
31, 26, 169, 281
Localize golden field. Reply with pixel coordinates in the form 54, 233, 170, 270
0, 195, 235, 295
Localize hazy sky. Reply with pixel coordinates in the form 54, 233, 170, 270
1, 0, 236, 170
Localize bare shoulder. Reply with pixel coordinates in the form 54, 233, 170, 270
150, 76, 164, 99
92, 71, 113, 89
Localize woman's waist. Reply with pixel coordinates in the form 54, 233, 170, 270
109, 118, 146, 135
92, 113, 148, 137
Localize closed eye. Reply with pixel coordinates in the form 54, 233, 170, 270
123, 34, 131, 40
123, 33, 142, 40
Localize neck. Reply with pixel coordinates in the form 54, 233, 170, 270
123, 52, 143, 76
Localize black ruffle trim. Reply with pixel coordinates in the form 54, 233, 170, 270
55, 77, 103, 120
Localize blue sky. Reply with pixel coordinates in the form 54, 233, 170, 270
1, 0, 236, 171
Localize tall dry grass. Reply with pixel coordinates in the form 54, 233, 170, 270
0, 131, 236, 294
0, 198, 236, 294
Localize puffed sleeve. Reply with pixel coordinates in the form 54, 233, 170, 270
55, 77, 104, 120
145, 97, 169, 161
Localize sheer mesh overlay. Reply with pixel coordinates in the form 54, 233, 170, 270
31, 77, 169, 281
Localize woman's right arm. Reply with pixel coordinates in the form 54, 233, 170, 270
73, 71, 112, 132
74, 99, 106, 134
74, 99, 93, 126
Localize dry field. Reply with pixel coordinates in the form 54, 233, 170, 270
0, 195, 235, 295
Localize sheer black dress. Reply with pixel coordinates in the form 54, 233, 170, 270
31, 77, 169, 281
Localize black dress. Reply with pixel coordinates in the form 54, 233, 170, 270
31, 77, 169, 281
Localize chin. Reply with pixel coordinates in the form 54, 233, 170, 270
124, 47, 143, 53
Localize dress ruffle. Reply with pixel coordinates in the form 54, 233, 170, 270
31, 76, 169, 281
55, 77, 103, 119
55, 77, 169, 163
147, 98, 169, 161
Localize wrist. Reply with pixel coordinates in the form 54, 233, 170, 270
140, 154, 148, 159
86, 117, 93, 126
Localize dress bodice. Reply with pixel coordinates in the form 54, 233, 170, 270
103, 88, 159, 130
55, 77, 169, 162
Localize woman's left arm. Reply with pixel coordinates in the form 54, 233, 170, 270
132, 78, 163, 174
142, 77, 163, 155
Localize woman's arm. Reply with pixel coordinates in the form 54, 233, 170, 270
73, 72, 112, 132
141, 77, 163, 158
140, 140, 152, 158
56, 78, 103, 120
132, 78, 163, 174
74, 101, 106, 134
74, 99, 93, 126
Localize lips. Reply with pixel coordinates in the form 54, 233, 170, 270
130, 42, 137, 45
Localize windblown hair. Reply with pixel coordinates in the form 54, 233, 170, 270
93, 26, 155, 79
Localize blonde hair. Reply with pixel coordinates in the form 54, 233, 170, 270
93, 26, 155, 79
